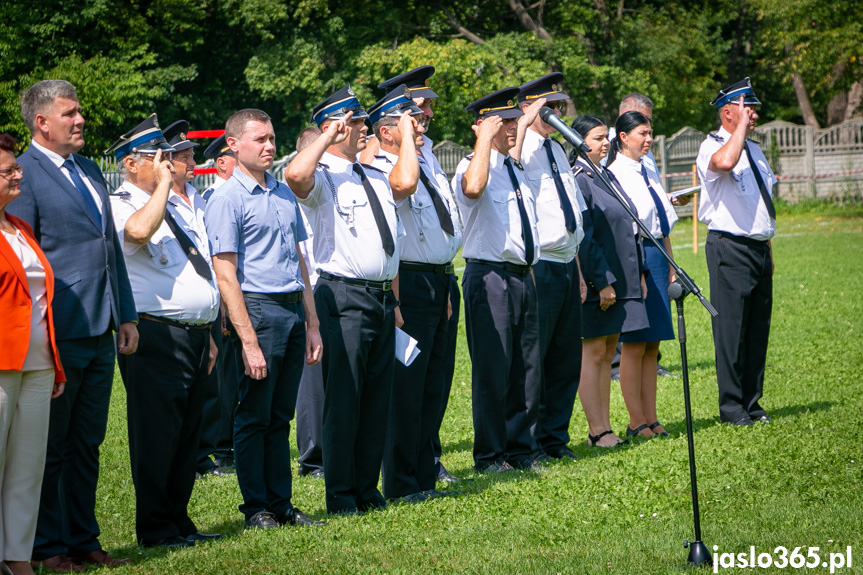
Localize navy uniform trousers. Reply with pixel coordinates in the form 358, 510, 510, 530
197, 322, 239, 473
34, 332, 115, 559
534, 259, 582, 453
118, 318, 209, 545
463, 262, 542, 468
315, 278, 396, 514
705, 231, 772, 422
232, 296, 306, 520
432, 275, 460, 469
296, 360, 324, 476
382, 269, 450, 498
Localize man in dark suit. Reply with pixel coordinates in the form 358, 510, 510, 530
10, 79, 138, 572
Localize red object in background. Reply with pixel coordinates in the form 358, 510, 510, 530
193, 167, 218, 175
187, 129, 225, 139
189, 130, 224, 174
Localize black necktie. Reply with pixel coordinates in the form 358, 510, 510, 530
743, 140, 776, 219
639, 165, 670, 236
352, 163, 395, 257
417, 159, 455, 236
62, 158, 102, 228
542, 139, 577, 233
163, 210, 213, 280
503, 156, 536, 264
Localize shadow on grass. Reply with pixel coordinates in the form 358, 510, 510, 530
109, 518, 245, 566
660, 400, 836, 438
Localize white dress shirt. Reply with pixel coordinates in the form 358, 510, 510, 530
453, 149, 541, 266
696, 127, 776, 240
294, 152, 402, 281
2, 229, 52, 370
608, 153, 678, 239
370, 149, 462, 265
30, 140, 103, 217
111, 181, 219, 323
520, 129, 586, 262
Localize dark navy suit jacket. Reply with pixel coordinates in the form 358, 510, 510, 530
575, 161, 645, 302
8, 145, 137, 340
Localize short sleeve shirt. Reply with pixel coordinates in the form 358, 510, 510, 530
696, 127, 776, 240
204, 169, 307, 294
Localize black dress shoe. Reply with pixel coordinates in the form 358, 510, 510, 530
656, 364, 681, 377
143, 535, 195, 548
245, 511, 281, 529
329, 508, 362, 517
398, 491, 433, 504
474, 461, 514, 473
730, 416, 755, 426
279, 508, 326, 527
186, 532, 221, 542
214, 457, 235, 469
509, 457, 549, 472
436, 464, 473, 483
754, 414, 773, 423
546, 446, 578, 460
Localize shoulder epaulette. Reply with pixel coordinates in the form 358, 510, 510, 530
464, 153, 475, 160
316, 162, 330, 170
359, 162, 387, 174
573, 165, 585, 177
108, 189, 131, 197
708, 133, 724, 143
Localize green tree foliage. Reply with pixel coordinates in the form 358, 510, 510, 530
1, 0, 859, 155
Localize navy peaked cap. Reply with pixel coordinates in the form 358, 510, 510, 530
311, 85, 369, 126
105, 113, 176, 159
368, 84, 423, 125
203, 134, 233, 159
162, 120, 199, 152
465, 87, 523, 120
378, 65, 438, 99
711, 77, 762, 108
518, 72, 569, 103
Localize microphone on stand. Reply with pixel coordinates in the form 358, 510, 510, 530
539, 106, 591, 154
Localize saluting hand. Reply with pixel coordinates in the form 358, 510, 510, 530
520, 97, 547, 128
397, 110, 418, 139
323, 111, 354, 145
152, 149, 175, 187
472, 115, 503, 142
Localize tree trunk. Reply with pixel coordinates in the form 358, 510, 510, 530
440, 7, 485, 45
792, 73, 820, 130
845, 81, 863, 121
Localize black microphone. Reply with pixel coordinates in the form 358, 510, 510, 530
539, 106, 591, 154
667, 279, 685, 300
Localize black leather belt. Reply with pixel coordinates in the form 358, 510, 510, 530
709, 230, 769, 247
243, 291, 304, 303
319, 271, 393, 291
399, 261, 455, 274
464, 258, 532, 276
139, 313, 213, 331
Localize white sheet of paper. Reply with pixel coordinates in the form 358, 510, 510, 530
670, 184, 701, 199
395, 327, 420, 366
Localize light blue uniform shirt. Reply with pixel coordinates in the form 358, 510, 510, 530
204, 168, 308, 293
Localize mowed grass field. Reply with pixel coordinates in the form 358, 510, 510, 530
84, 204, 862, 574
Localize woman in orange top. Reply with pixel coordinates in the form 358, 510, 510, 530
0, 133, 66, 575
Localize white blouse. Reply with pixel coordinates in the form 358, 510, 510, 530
2, 228, 53, 370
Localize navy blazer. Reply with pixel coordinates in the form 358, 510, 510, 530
8, 145, 137, 339
575, 161, 645, 302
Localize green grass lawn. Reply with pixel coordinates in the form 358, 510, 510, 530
87, 204, 862, 574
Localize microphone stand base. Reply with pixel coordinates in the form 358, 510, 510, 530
684, 540, 713, 566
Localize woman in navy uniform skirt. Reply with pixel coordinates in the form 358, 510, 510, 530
570, 116, 647, 448
606, 111, 676, 438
